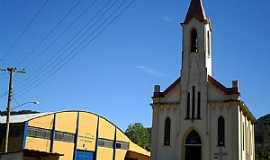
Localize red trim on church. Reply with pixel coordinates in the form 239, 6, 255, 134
163, 77, 181, 95
153, 77, 181, 98
153, 76, 239, 98
208, 76, 240, 95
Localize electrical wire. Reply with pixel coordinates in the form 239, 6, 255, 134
16, 0, 135, 97
16, 0, 120, 88
19, 0, 99, 69
0, 0, 49, 61
0, 0, 101, 99
16, 0, 82, 66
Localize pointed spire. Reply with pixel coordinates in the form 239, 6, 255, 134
184, 0, 208, 24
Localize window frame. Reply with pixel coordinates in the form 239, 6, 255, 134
191, 29, 198, 53
186, 92, 191, 119
192, 86, 196, 119
197, 92, 201, 119
217, 116, 225, 147
164, 117, 171, 146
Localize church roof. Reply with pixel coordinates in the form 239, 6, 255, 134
153, 76, 239, 98
153, 77, 181, 98
208, 76, 240, 95
239, 101, 256, 123
184, 0, 208, 24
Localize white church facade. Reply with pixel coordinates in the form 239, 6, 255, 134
150, 0, 256, 160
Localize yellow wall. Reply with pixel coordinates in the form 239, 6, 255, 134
28, 114, 54, 129
115, 129, 129, 160
25, 137, 51, 152
98, 118, 115, 140
116, 129, 129, 142
129, 142, 150, 157
23, 111, 150, 160
96, 117, 115, 160
115, 150, 127, 160
55, 112, 77, 133
96, 147, 113, 160
26, 115, 53, 152
53, 141, 74, 160
77, 112, 98, 151
53, 112, 77, 160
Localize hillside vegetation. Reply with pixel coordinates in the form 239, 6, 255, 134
255, 114, 270, 160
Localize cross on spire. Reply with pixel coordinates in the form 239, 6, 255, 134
184, 0, 208, 24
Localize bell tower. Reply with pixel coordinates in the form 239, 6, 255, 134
181, 0, 212, 83
180, 0, 212, 121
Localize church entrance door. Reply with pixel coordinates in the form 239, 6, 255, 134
185, 145, 201, 160
184, 130, 202, 160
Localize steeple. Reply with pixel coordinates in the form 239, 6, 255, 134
184, 0, 208, 24
181, 0, 212, 81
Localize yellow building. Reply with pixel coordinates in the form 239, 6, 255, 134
0, 111, 150, 160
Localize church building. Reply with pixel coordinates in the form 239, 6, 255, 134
150, 0, 256, 160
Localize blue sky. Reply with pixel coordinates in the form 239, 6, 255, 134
0, 0, 269, 130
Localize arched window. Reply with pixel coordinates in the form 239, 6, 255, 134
197, 92, 201, 119
186, 93, 190, 119
164, 117, 171, 146
185, 130, 201, 145
218, 116, 225, 146
192, 86, 196, 119
191, 29, 198, 52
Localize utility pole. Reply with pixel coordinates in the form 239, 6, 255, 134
0, 67, 25, 153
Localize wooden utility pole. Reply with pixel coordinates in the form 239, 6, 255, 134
1, 67, 25, 153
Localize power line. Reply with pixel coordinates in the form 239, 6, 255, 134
16, 0, 121, 88
16, 0, 82, 66
0, 0, 98, 98
0, 0, 99, 98
0, 0, 49, 61
37, 0, 135, 88
19, 0, 98, 68
16, 0, 136, 97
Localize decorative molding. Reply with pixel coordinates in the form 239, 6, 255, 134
152, 77, 181, 98
208, 76, 240, 95
208, 100, 239, 106
152, 102, 180, 106
208, 100, 256, 124
151, 102, 180, 112
160, 105, 177, 111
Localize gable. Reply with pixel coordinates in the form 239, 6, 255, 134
208, 76, 240, 101
153, 77, 181, 103
208, 76, 239, 95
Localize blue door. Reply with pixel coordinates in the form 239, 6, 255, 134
75, 150, 94, 160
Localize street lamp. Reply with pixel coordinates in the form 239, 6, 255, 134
4, 100, 40, 153
13, 101, 40, 110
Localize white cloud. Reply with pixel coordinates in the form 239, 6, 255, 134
136, 65, 166, 78
162, 16, 172, 23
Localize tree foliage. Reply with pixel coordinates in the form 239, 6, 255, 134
256, 114, 270, 160
0, 110, 39, 116
125, 123, 151, 151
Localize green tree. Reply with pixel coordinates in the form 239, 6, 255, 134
125, 123, 151, 151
